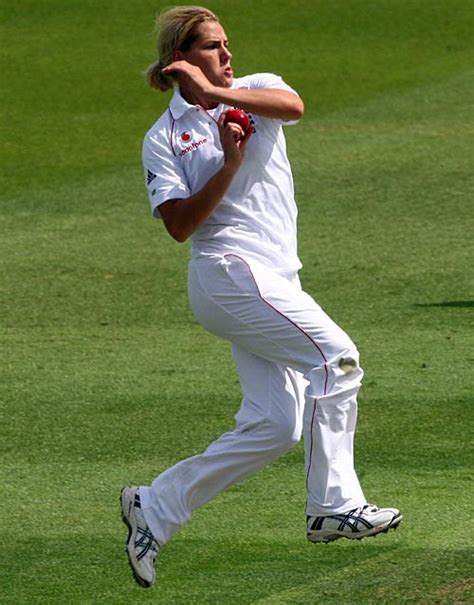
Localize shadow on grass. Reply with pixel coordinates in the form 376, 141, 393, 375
0, 534, 159, 604
2, 534, 473, 604
414, 300, 474, 308
159, 537, 473, 604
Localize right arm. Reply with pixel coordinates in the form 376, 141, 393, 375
159, 117, 251, 242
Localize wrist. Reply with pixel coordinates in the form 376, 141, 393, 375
221, 157, 241, 176
202, 83, 220, 104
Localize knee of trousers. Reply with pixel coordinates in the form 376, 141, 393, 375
263, 414, 303, 453
306, 342, 363, 399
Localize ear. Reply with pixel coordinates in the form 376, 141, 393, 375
172, 50, 184, 61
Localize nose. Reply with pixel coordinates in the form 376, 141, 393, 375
221, 46, 232, 62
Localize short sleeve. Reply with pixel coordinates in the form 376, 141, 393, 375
142, 130, 191, 218
235, 73, 301, 126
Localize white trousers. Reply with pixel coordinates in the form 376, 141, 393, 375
141, 254, 366, 545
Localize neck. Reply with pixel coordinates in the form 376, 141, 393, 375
179, 86, 218, 111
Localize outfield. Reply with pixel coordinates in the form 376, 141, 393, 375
1, 1, 473, 603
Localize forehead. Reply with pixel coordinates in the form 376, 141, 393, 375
195, 21, 228, 41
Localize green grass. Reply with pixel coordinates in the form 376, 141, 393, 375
1, 0, 473, 603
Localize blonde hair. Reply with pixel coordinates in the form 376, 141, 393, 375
146, 5, 219, 91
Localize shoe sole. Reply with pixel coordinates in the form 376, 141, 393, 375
120, 487, 153, 588
308, 513, 403, 544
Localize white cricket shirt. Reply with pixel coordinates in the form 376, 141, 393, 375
143, 73, 302, 275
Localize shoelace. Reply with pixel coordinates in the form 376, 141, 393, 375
349, 504, 378, 516
135, 526, 159, 561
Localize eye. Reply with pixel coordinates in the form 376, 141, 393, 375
204, 40, 229, 50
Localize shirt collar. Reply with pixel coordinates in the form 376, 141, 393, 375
169, 87, 198, 120
169, 79, 239, 120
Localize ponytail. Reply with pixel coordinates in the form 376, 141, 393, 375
145, 59, 174, 92
145, 6, 219, 93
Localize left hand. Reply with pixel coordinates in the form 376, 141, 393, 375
162, 60, 215, 101
217, 113, 252, 169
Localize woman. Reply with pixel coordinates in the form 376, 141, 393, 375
120, 6, 402, 589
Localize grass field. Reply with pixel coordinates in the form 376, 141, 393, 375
1, 1, 473, 603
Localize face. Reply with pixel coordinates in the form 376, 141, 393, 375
178, 21, 233, 88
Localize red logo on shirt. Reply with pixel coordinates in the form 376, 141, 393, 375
179, 138, 208, 157
180, 132, 192, 142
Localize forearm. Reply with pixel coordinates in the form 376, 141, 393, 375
161, 60, 304, 120
159, 162, 238, 242
207, 87, 304, 120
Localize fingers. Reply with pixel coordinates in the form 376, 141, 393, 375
239, 127, 253, 148
162, 61, 215, 102
218, 112, 253, 143
218, 117, 248, 141
228, 123, 245, 142
218, 119, 242, 142
161, 60, 188, 76
217, 114, 253, 168
162, 61, 202, 85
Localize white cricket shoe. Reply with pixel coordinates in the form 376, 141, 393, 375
120, 486, 160, 588
307, 504, 402, 543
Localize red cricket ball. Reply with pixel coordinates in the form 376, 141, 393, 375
223, 108, 251, 133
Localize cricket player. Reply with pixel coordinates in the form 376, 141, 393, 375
120, 6, 402, 588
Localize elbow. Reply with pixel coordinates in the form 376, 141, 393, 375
289, 97, 305, 120
167, 226, 190, 243
160, 202, 193, 242
174, 233, 190, 243
166, 217, 195, 242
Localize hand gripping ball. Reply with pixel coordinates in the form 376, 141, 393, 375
223, 109, 251, 134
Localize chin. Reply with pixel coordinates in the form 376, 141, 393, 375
211, 71, 233, 88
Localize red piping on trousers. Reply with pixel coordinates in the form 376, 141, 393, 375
223, 254, 328, 489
